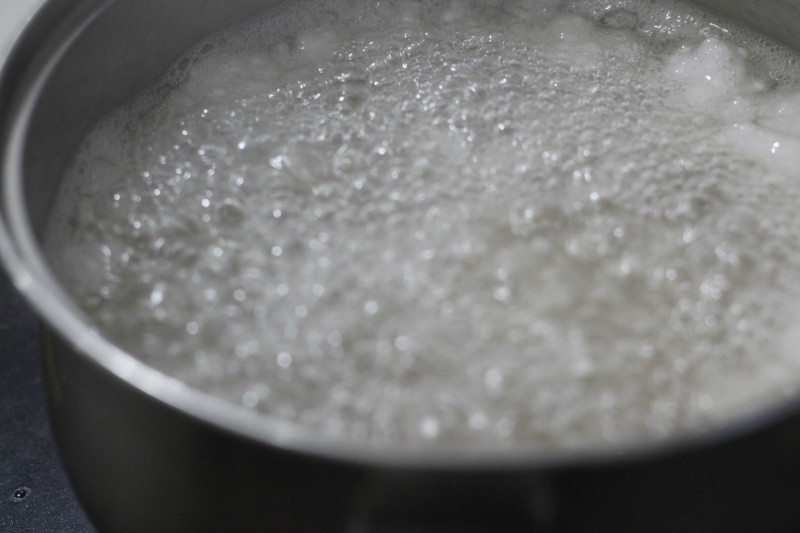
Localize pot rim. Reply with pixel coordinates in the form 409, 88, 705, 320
2, 0, 799, 472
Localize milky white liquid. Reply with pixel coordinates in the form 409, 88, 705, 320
44, 0, 800, 452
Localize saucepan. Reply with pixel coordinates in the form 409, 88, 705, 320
3, 0, 800, 531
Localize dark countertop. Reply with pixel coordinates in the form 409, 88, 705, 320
0, 269, 94, 532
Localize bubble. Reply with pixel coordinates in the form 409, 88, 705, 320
43, 0, 800, 453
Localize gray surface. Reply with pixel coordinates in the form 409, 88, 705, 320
0, 1, 93, 530
0, 270, 94, 532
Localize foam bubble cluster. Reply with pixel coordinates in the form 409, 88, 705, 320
45, 0, 800, 452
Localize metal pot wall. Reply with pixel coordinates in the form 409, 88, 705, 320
4, 1, 800, 531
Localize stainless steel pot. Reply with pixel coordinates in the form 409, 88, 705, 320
4, 1, 800, 531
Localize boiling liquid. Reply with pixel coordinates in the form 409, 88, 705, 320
45, 0, 800, 451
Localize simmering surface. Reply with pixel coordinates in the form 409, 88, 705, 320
45, 0, 800, 451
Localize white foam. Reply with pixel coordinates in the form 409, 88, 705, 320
665, 38, 756, 104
